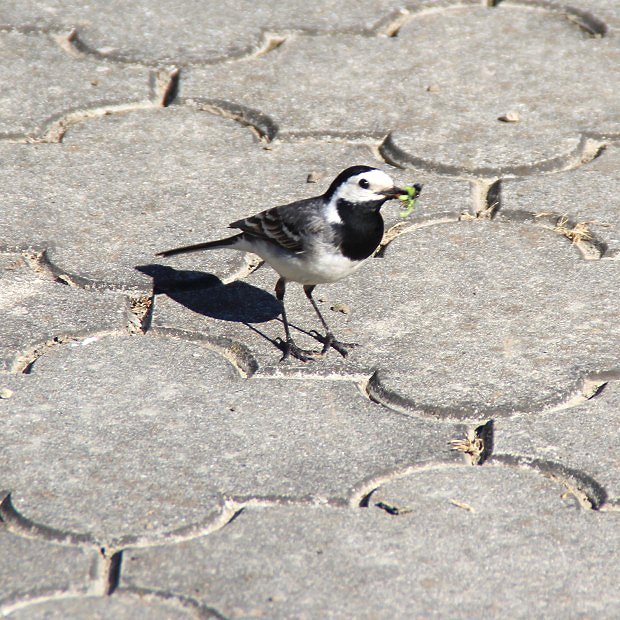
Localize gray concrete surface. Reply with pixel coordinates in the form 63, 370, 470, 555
122, 469, 620, 618
1, 1, 619, 618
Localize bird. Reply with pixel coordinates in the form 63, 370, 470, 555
157, 165, 421, 362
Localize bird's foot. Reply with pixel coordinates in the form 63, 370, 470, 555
277, 338, 322, 363
309, 331, 358, 358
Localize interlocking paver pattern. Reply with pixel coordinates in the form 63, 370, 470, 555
1, 0, 619, 617
2, 334, 461, 546
122, 470, 620, 618
0, 29, 148, 138
5, 592, 215, 619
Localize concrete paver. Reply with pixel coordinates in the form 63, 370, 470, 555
153, 218, 620, 419
0, 253, 129, 372
5, 592, 214, 619
1, 0, 404, 65
502, 143, 620, 257
494, 380, 620, 504
2, 334, 462, 546
1, 107, 464, 291
122, 468, 620, 618
0, 524, 97, 609
185, 5, 619, 176
0, 29, 148, 139
1, 0, 619, 616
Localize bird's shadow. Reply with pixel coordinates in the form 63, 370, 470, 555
136, 264, 290, 351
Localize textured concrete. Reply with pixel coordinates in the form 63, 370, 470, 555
0, 29, 148, 138
122, 468, 620, 618
494, 379, 620, 504
6, 592, 214, 619
0, 253, 129, 371
1, 0, 619, 616
0, 525, 97, 609
502, 143, 620, 257
1, 0, 404, 64
2, 334, 461, 545
185, 5, 619, 176
152, 218, 620, 419
0, 107, 463, 290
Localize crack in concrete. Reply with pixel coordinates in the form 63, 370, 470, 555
469, 179, 502, 219
450, 420, 495, 465
127, 294, 154, 335
148, 66, 180, 107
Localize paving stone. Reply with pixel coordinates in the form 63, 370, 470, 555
0, 30, 148, 138
1, 0, 618, 614
357, 219, 620, 419
122, 467, 620, 618
0, 253, 129, 372
0, 0, 404, 65
1, 105, 464, 291
5, 591, 213, 619
152, 219, 620, 419
2, 333, 460, 545
494, 379, 620, 504
184, 5, 620, 176
0, 525, 97, 609
502, 143, 620, 257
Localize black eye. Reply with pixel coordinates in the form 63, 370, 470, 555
358, 178, 370, 189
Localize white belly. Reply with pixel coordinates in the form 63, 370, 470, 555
237, 238, 364, 284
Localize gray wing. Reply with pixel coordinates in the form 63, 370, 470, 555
229, 197, 325, 253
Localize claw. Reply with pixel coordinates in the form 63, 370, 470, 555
277, 337, 322, 363
309, 330, 358, 358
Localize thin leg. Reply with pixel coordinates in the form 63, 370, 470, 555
304, 285, 356, 358
275, 277, 291, 346
275, 278, 319, 362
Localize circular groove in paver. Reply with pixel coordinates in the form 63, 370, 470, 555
0, 0, 410, 65
0, 29, 149, 138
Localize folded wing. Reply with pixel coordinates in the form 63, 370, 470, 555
230, 198, 323, 254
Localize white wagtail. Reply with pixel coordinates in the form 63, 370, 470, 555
158, 165, 421, 362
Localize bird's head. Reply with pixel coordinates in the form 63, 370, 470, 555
324, 165, 406, 207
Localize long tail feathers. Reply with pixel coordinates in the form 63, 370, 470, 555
156, 234, 242, 258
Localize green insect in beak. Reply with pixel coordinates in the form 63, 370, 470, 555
398, 183, 423, 218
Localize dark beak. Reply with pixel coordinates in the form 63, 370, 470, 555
380, 187, 408, 200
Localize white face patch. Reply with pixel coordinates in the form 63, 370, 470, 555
324, 169, 396, 224
334, 169, 396, 204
